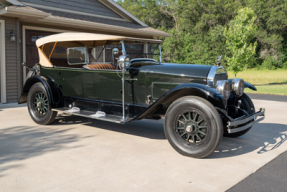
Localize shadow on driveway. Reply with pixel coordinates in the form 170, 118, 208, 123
54, 115, 287, 158
53, 114, 166, 140
0, 125, 90, 177
209, 123, 287, 159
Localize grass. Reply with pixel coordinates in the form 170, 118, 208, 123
227, 69, 287, 95
244, 84, 287, 96
228, 69, 287, 85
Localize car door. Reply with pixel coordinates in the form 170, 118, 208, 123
92, 70, 122, 102
57, 68, 83, 98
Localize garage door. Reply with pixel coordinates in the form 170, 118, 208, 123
25, 30, 55, 75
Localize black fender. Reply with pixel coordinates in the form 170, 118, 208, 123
18, 76, 63, 107
244, 81, 257, 91
135, 83, 225, 120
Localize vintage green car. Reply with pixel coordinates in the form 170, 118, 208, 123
19, 32, 265, 158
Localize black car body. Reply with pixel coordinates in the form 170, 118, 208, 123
19, 33, 265, 158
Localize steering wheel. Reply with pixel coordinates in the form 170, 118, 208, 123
135, 54, 147, 58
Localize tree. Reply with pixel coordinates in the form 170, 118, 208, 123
223, 7, 257, 76
117, 1, 287, 69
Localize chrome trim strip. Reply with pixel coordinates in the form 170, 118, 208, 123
227, 116, 265, 133
228, 108, 265, 127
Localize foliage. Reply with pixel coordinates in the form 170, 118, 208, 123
223, 8, 257, 76
116, 0, 287, 69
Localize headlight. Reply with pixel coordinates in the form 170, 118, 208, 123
216, 80, 230, 99
231, 78, 245, 97
118, 55, 131, 70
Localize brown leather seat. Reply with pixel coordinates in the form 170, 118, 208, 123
84, 63, 116, 70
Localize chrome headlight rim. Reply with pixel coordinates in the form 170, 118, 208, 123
215, 80, 231, 100
231, 78, 245, 97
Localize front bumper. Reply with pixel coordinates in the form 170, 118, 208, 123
227, 108, 265, 133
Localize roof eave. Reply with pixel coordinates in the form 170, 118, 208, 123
0, 6, 50, 18
98, 0, 147, 27
0, 6, 172, 38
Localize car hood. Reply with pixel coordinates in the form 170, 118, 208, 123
144, 63, 213, 79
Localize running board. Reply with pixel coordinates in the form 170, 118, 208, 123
53, 107, 127, 124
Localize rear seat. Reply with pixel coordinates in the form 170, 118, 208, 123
84, 63, 117, 70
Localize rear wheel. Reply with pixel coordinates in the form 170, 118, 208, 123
224, 93, 255, 137
27, 82, 57, 125
164, 96, 223, 158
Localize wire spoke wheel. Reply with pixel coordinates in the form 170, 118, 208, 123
32, 91, 49, 117
175, 110, 208, 145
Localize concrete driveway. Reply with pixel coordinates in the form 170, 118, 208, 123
0, 99, 286, 192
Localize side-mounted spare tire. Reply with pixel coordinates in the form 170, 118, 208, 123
164, 96, 223, 158
27, 82, 57, 125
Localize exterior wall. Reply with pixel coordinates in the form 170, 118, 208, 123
0, 16, 20, 103
19, 0, 122, 19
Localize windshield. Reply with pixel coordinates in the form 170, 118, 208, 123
88, 42, 161, 64
125, 43, 161, 62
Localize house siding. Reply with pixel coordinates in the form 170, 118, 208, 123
3, 17, 19, 102
19, 0, 123, 19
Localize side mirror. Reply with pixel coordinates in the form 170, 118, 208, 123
67, 47, 89, 65
118, 55, 131, 70
22, 62, 27, 67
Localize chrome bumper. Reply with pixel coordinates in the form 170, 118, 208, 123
227, 108, 265, 133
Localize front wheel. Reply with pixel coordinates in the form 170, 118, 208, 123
164, 96, 223, 158
27, 82, 57, 125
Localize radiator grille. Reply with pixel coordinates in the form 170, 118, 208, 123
214, 73, 228, 85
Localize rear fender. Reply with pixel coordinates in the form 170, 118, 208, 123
18, 76, 62, 107
135, 83, 225, 120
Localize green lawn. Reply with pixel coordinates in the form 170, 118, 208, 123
244, 84, 287, 95
227, 69, 287, 95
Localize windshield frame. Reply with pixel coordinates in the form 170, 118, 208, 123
121, 41, 162, 63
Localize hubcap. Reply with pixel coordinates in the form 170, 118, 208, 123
186, 123, 195, 133
33, 92, 48, 117
175, 110, 208, 145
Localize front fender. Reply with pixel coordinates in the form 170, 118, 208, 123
135, 83, 225, 120
18, 76, 62, 107
244, 81, 257, 91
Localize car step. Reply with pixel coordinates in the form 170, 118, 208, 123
53, 107, 126, 124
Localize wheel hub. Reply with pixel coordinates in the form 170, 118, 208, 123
176, 111, 208, 144
186, 123, 197, 134
33, 92, 48, 117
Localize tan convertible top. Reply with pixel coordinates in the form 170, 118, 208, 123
36, 32, 163, 47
